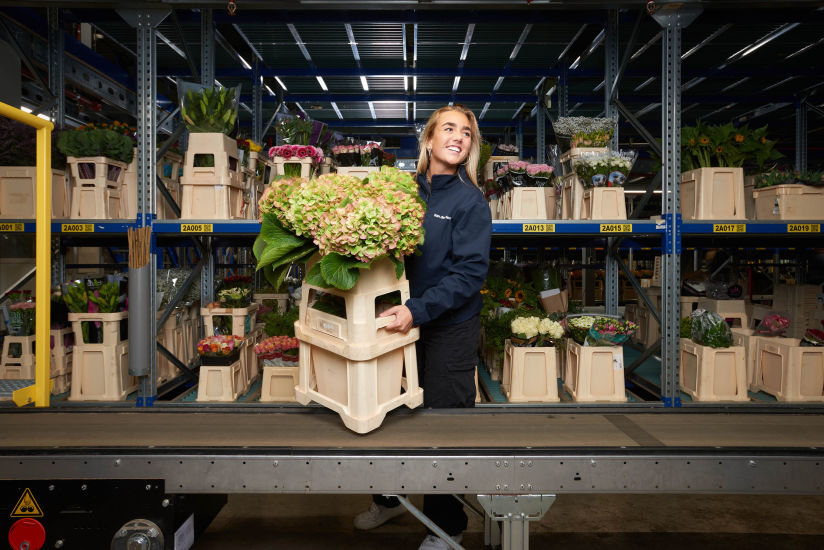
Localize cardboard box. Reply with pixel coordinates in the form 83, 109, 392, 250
540, 288, 568, 315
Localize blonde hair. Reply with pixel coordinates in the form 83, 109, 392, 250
416, 104, 482, 186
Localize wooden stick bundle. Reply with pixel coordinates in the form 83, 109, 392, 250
127, 226, 151, 269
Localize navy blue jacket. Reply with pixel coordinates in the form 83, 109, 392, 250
404, 165, 492, 328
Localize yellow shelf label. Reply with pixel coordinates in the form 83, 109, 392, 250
0, 222, 24, 232
712, 223, 746, 233
522, 223, 555, 233
600, 223, 632, 233
181, 223, 213, 233
61, 223, 94, 233
787, 223, 820, 233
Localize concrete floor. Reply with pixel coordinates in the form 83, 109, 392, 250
191, 493, 824, 549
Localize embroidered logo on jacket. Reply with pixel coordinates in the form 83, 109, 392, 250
433, 213, 452, 220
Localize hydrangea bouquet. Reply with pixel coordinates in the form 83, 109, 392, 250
511, 315, 564, 347
255, 166, 425, 291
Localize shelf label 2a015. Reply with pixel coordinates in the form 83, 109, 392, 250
181, 223, 213, 233
61, 223, 94, 233
787, 223, 820, 233
712, 223, 746, 233
0, 222, 24, 232
600, 223, 632, 233
522, 223, 555, 233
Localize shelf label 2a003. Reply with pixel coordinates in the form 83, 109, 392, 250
522, 223, 555, 233
61, 223, 94, 233
787, 223, 820, 233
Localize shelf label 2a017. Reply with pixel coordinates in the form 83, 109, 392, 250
522, 223, 555, 233
181, 223, 213, 233
712, 223, 746, 233
787, 223, 820, 233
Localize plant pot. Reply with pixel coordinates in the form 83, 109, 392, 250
510, 335, 538, 347
200, 349, 241, 366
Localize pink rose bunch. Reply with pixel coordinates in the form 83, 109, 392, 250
269, 145, 323, 164
254, 335, 299, 359
507, 161, 529, 173
526, 164, 553, 177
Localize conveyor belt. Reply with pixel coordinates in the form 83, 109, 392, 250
1, 410, 822, 495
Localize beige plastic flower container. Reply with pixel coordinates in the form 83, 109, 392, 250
679, 338, 748, 402
563, 339, 626, 402
502, 339, 560, 403
680, 167, 745, 220
753, 184, 824, 220
507, 187, 558, 220
697, 299, 748, 329
253, 292, 289, 314
0, 167, 70, 219
51, 373, 70, 395
201, 303, 259, 338
68, 311, 135, 401
298, 256, 419, 359
259, 365, 299, 402
731, 328, 762, 392
197, 357, 245, 402
67, 156, 127, 219
334, 166, 380, 179
561, 173, 583, 220
755, 336, 824, 402
122, 149, 185, 220
743, 174, 759, 219
180, 133, 244, 219
271, 156, 315, 179
50, 328, 74, 378
559, 147, 609, 177
580, 187, 627, 220
633, 305, 660, 349
0, 335, 36, 379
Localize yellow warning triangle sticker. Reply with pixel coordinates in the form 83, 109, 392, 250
10, 488, 43, 517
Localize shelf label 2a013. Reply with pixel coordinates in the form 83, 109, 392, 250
712, 223, 746, 233
522, 223, 555, 233
787, 223, 820, 233
181, 223, 213, 233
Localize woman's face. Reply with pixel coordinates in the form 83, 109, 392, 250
426, 110, 472, 174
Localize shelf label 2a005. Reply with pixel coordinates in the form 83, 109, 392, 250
522, 223, 555, 233
712, 223, 746, 233
787, 223, 820, 233
181, 223, 213, 233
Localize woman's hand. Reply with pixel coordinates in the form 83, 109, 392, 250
379, 305, 414, 333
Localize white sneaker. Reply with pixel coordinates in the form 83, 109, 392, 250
353, 502, 407, 530
418, 533, 463, 550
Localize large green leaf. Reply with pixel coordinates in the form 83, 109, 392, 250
257, 213, 310, 269
387, 255, 405, 279
319, 253, 371, 291
252, 235, 267, 262
305, 263, 330, 288
268, 243, 316, 272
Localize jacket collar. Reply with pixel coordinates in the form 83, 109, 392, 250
418, 164, 469, 191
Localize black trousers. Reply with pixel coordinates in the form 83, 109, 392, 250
374, 315, 479, 536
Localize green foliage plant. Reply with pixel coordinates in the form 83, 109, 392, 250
57, 128, 134, 164
181, 85, 239, 134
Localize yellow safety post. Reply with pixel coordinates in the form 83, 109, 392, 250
0, 102, 53, 407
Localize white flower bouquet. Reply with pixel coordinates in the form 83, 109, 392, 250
554, 116, 617, 147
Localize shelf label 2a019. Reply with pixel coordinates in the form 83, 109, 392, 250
712, 223, 746, 233
787, 223, 820, 233
522, 223, 555, 233
181, 223, 213, 233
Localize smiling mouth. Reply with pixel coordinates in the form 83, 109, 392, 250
446, 146, 462, 153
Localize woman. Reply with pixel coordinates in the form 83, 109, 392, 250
353, 105, 492, 550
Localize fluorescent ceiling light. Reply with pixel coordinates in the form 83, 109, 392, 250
569, 56, 581, 70
265, 84, 277, 97
588, 29, 605, 55
331, 102, 343, 120
635, 103, 661, 117
460, 24, 474, 61
727, 22, 799, 61
631, 31, 662, 61
369, 101, 377, 119
493, 76, 505, 92
413, 76, 417, 92
681, 77, 706, 91
569, 102, 582, 114
681, 24, 732, 60
512, 102, 526, 119
785, 36, 824, 60
402, 24, 407, 63
533, 77, 546, 92
452, 76, 460, 92
404, 76, 408, 91
634, 77, 656, 92
546, 86, 555, 97
764, 76, 795, 91
413, 24, 418, 62
237, 54, 252, 70
360, 76, 369, 91
509, 25, 532, 61
593, 80, 605, 92
316, 76, 328, 91
721, 77, 749, 92
156, 31, 186, 59
413, 101, 417, 120
558, 24, 587, 61
275, 77, 288, 91
294, 102, 306, 116
624, 189, 662, 195
701, 102, 737, 120
479, 102, 490, 120
20, 105, 32, 113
